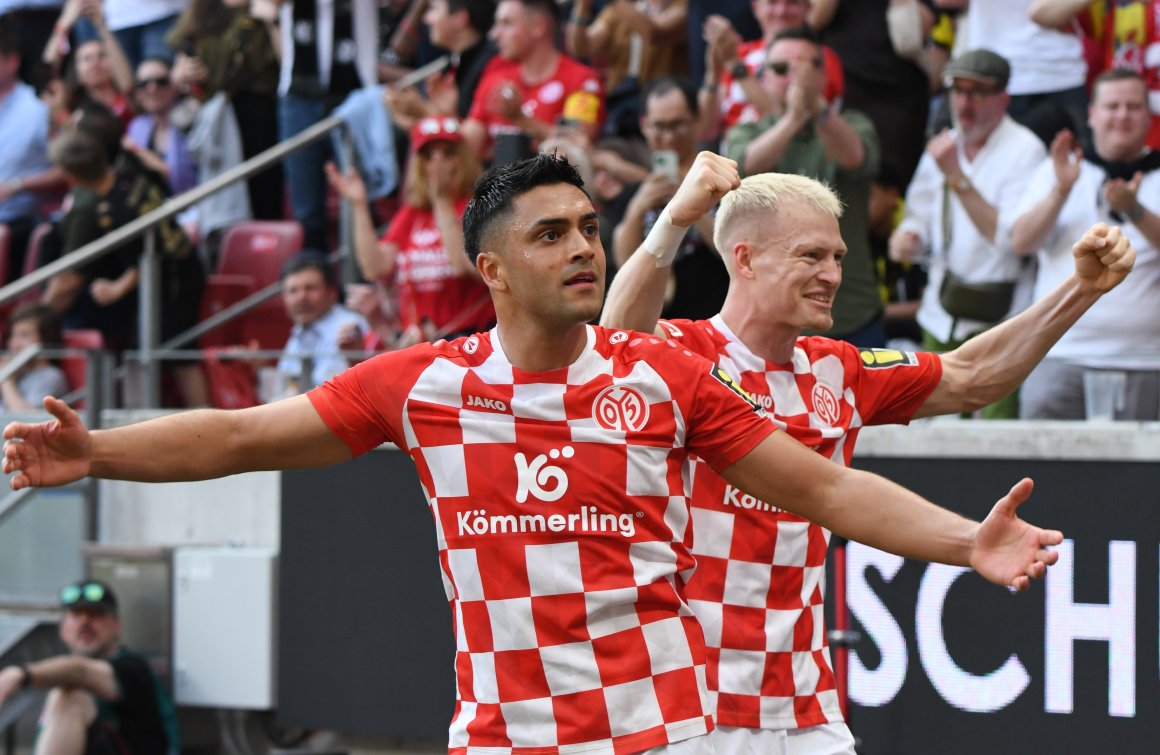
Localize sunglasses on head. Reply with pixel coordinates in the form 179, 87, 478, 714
137, 76, 171, 89
60, 582, 108, 606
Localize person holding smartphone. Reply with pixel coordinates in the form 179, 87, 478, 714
612, 75, 731, 319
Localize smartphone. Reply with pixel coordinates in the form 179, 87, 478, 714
651, 150, 679, 180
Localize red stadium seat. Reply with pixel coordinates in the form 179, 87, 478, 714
200, 220, 304, 350
13, 221, 56, 310
23, 222, 53, 279
60, 329, 104, 408
0, 223, 10, 285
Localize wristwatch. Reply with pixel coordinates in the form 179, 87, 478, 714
949, 175, 973, 194
730, 61, 751, 80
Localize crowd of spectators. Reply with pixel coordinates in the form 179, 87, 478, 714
0, 0, 1156, 418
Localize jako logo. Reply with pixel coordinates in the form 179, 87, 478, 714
466, 395, 508, 411
592, 385, 649, 431
515, 446, 573, 503
462, 337, 479, 354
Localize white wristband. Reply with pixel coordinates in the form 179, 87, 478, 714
641, 207, 689, 267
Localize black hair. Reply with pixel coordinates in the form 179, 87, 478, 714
771, 24, 822, 47
281, 251, 338, 288
447, 0, 497, 36
512, 0, 560, 25
0, 23, 19, 60
462, 152, 587, 263
641, 75, 700, 117
136, 56, 173, 76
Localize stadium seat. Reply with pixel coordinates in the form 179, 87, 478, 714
0, 223, 10, 285
60, 329, 104, 408
201, 220, 304, 350
23, 222, 53, 279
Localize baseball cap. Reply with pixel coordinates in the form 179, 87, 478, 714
411, 116, 463, 153
943, 49, 1010, 91
60, 580, 118, 613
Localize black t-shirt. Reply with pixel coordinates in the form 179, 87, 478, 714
94, 650, 176, 755
49, 154, 205, 349
453, 39, 497, 120
818, 0, 930, 95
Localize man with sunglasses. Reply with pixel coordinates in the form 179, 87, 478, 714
0, 580, 179, 754
723, 24, 884, 348
890, 49, 1046, 418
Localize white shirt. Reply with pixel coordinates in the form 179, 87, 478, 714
1012, 158, 1160, 368
898, 115, 1046, 341
102, 0, 186, 32
962, 0, 1086, 96
278, 303, 368, 389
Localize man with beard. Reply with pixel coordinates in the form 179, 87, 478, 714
889, 49, 1046, 417
0, 581, 179, 754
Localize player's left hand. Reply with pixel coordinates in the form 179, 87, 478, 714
968, 478, 1062, 592
1072, 222, 1135, 293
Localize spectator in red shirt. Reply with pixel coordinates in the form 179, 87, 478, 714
328, 116, 495, 344
463, 0, 605, 160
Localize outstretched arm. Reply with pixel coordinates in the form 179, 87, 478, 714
0, 656, 118, 708
914, 223, 1135, 418
3, 395, 352, 489
602, 152, 739, 334
723, 431, 1061, 591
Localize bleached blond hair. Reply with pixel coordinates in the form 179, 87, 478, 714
713, 172, 844, 258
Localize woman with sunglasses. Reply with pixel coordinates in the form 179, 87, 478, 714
123, 58, 197, 197
326, 117, 496, 346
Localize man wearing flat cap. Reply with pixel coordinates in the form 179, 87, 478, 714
889, 48, 1047, 417
0, 580, 179, 754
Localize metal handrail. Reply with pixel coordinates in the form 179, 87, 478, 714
0, 114, 347, 306
0, 55, 452, 307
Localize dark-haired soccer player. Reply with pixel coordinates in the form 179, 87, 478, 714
4, 153, 1062, 755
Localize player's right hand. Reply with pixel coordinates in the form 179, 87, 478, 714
3, 397, 93, 490
667, 152, 740, 227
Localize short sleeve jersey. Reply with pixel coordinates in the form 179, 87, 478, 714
308, 324, 776, 754
468, 55, 605, 144
381, 200, 495, 333
658, 316, 941, 731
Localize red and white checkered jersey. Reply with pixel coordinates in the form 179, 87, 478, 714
657, 316, 941, 731
308, 324, 776, 754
